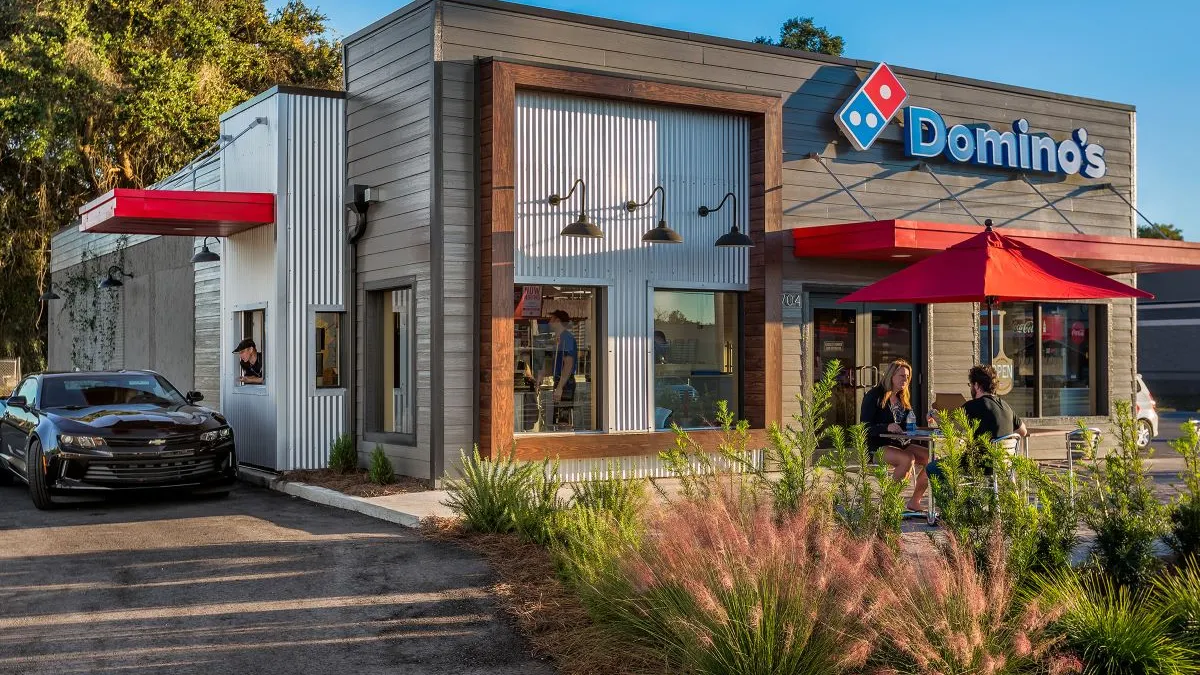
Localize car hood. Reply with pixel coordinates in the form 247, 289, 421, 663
46, 405, 223, 436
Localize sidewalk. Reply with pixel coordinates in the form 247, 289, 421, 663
240, 455, 1190, 530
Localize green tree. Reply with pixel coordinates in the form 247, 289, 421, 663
1137, 223, 1184, 240
754, 17, 845, 57
0, 0, 342, 370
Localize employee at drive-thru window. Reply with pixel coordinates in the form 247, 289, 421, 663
234, 338, 264, 385
538, 310, 576, 425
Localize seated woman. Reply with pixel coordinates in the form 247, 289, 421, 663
860, 358, 929, 513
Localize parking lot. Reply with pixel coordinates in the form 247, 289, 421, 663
0, 483, 552, 675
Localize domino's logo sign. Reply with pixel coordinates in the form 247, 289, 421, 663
835, 63, 908, 151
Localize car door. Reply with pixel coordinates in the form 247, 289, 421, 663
1, 377, 39, 473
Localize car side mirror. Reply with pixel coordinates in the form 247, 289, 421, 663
186, 391, 204, 404
7, 395, 27, 409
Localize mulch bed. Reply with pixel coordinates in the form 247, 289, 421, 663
421, 517, 667, 675
281, 469, 429, 498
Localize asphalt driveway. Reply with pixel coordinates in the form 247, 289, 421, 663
0, 482, 554, 675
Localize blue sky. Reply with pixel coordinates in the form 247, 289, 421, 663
284, 0, 1198, 239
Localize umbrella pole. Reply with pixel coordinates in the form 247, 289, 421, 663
986, 298, 995, 366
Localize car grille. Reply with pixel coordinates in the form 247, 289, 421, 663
103, 435, 202, 449
83, 457, 220, 484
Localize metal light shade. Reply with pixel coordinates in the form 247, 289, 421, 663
98, 275, 123, 289
39, 290, 60, 301
715, 225, 754, 248
642, 220, 683, 243
560, 213, 604, 239
191, 243, 220, 264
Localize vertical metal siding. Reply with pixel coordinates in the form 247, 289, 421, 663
514, 91, 749, 432
284, 93, 346, 470
219, 97, 280, 469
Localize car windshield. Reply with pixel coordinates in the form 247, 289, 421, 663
40, 374, 188, 409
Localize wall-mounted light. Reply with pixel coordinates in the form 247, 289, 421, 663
191, 236, 221, 264
346, 184, 377, 243
699, 192, 753, 248
39, 282, 66, 301
548, 178, 602, 239
626, 185, 682, 244
98, 265, 134, 290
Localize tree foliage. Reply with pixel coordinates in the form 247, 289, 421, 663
0, 0, 342, 369
1137, 223, 1184, 240
754, 17, 845, 57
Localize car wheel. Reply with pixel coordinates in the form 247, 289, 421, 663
27, 440, 55, 510
1136, 419, 1153, 450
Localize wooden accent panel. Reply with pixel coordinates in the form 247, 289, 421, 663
513, 430, 772, 461
477, 59, 783, 461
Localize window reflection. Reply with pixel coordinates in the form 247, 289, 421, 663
653, 291, 740, 429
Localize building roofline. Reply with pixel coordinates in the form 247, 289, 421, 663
344, 0, 434, 44
219, 85, 346, 122
434, 0, 1135, 113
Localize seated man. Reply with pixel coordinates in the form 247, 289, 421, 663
928, 365, 1029, 490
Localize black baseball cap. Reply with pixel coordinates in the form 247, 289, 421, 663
233, 338, 257, 353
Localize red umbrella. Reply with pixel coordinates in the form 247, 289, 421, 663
839, 220, 1153, 363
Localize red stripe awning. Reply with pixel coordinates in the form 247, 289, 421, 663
791, 219, 1200, 275
79, 189, 275, 237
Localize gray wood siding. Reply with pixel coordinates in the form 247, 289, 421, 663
435, 0, 1138, 430
345, 2, 436, 479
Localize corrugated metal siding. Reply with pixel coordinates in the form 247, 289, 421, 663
283, 93, 346, 470
220, 97, 280, 469
514, 91, 748, 431
555, 448, 764, 483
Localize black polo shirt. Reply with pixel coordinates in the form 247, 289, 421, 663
239, 352, 264, 380
963, 394, 1021, 441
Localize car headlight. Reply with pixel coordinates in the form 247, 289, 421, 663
200, 427, 233, 442
59, 435, 107, 449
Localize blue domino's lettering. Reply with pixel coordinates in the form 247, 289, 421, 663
902, 108, 1106, 178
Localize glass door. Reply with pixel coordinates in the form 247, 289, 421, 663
812, 296, 921, 433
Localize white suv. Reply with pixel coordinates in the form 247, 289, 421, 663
1135, 374, 1159, 450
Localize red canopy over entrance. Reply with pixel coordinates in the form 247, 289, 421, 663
79, 188, 275, 237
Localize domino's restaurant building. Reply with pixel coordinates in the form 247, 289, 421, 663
51, 0, 1200, 481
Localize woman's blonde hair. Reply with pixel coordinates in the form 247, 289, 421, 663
879, 358, 912, 410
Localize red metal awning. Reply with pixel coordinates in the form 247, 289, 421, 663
78, 189, 275, 237
791, 219, 1200, 275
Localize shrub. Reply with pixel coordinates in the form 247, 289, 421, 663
1014, 461, 1079, 580
570, 492, 884, 675
444, 446, 541, 535
871, 528, 1071, 675
820, 422, 905, 545
368, 444, 394, 485
568, 462, 647, 534
1167, 419, 1200, 559
659, 400, 757, 505
927, 408, 1006, 567
1152, 557, 1200, 653
328, 433, 357, 473
1037, 569, 1199, 675
1077, 401, 1171, 589
512, 457, 565, 546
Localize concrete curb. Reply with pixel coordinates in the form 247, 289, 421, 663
238, 467, 423, 528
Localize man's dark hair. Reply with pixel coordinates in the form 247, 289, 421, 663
969, 365, 998, 395
550, 309, 570, 323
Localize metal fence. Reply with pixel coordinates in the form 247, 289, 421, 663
0, 358, 20, 394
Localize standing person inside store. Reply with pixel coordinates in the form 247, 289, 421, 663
234, 338, 264, 385
537, 310, 577, 427
860, 358, 929, 513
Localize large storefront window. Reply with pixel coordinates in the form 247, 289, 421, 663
980, 303, 1098, 417
513, 285, 599, 433
653, 291, 740, 429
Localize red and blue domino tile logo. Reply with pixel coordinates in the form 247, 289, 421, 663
834, 63, 908, 152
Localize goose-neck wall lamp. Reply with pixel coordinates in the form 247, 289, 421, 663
191, 236, 221, 264
547, 178, 603, 239
98, 265, 134, 290
699, 192, 754, 248
39, 282, 67, 302
626, 185, 682, 244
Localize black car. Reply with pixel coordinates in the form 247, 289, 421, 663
0, 371, 236, 509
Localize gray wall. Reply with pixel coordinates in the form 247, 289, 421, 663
49, 236, 197, 392
1138, 271, 1200, 410
344, 1, 437, 478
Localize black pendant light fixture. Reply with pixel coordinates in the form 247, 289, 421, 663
548, 178, 603, 239
39, 283, 65, 301
626, 185, 683, 244
191, 236, 221, 264
98, 265, 134, 289
699, 192, 753, 248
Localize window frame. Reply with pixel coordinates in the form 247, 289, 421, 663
309, 305, 346, 395
231, 303, 268, 395
650, 286, 746, 430
364, 278, 418, 447
981, 301, 1104, 418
